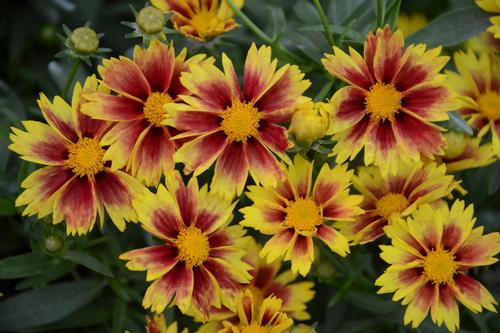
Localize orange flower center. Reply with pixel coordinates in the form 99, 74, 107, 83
241, 322, 269, 333
423, 248, 458, 284
365, 82, 403, 121
67, 137, 105, 177
443, 132, 467, 159
190, 10, 225, 39
477, 90, 500, 121
220, 99, 261, 142
143, 92, 173, 126
284, 198, 323, 232
375, 193, 409, 219
176, 226, 210, 266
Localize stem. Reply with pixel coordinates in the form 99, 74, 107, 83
376, 0, 385, 28
62, 58, 80, 100
312, 0, 335, 47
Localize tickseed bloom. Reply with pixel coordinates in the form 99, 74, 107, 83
466, 31, 500, 53
376, 200, 500, 332
9, 76, 144, 235
119, 171, 252, 318
241, 155, 363, 276
476, 0, 500, 38
167, 44, 310, 199
396, 12, 427, 37
438, 132, 496, 173
151, 0, 243, 42
82, 39, 210, 186
322, 26, 452, 175
289, 101, 332, 147
220, 289, 293, 333
337, 161, 457, 245
446, 50, 500, 156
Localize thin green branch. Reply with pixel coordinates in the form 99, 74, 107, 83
377, 0, 385, 28
312, 0, 335, 47
62, 58, 80, 100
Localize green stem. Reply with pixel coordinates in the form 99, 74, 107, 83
376, 0, 385, 28
312, 0, 335, 47
62, 58, 80, 100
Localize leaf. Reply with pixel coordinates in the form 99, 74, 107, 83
0, 279, 105, 330
112, 298, 127, 333
15, 263, 74, 290
63, 250, 113, 277
298, 24, 364, 41
487, 161, 500, 195
406, 6, 491, 47
268, 5, 286, 41
0, 196, 16, 217
447, 111, 474, 135
0, 253, 59, 279
292, 0, 320, 24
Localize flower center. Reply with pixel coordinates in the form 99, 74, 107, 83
477, 91, 500, 121
137, 6, 165, 34
443, 132, 466, 159
284, 198, 323, 232
70, 27, 99, 54
176, 226, 210, 267
143, 92, 173, 126
220, 100, 261, 142
190, 10, 224, 39
241, 323, 269, 333
375, 193, 409, 219
67, 137, 105, 177
365, 83, 402, 121
423, 248, 458, 284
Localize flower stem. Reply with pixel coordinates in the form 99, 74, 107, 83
312, 0, 335, 47
377, 0, 385, 28
62, 58, 80, 100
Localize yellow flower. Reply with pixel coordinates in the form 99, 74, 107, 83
396, 13, 427, 37
476, 0, 500, 38
465, 31, 500, 53
439, 132, 496, 172
289, 101, 332, 147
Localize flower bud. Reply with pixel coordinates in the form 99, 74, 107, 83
289, 101, 332, 147
137, 6, 165, 34
43, 235, 64, 254
443, 132, 467, 159
70, 27, 99, 54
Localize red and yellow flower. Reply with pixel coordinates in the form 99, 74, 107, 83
337, 161, 457, 245
151, 0, 243, 42
9, 76, 145, 235
81, 39, 209, 186
446, 50, 500, 156
167, 44, 310, 199
119, 171, 252, 318
146, 314, 189, 333
476, 0, 500, 38
376, 200, 500, 332
241, 155, 363, 276
322, 25, 452, 175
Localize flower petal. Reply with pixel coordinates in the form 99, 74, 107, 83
450, 274, 497, 313
454, 227, 500, 267
366, 26, 405, 83
133, 39, 175, 93
82, 93, 144, 121
430, 285, 459, 333
243, 44, 278, 102
402, 83, 451, 122
38, 94, 78, 142
330, 86, 367, 133
316, 225, 349, 257
322, 46, 374, 90
289, 235, 314, 276
246, 138, 284, 189
119, 245, 178, 281
260, 229, 296, 264
211, 141, 248, 199
403, 283, 436, 329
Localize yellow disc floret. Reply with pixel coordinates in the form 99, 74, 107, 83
70, 27, 99, 54
365, 82, 403, 121
220, 100, 262, 142
241, 323, 269, 333
477, 91, 500, 121
67, 137, 105, 177
284, 198, 323, 232
137, 6, 165, 34
176, 226, 210, 266
143, 92, 173, 126
190, 10, 226, 40
375, 193, 409, 219
423, 248, 458, 284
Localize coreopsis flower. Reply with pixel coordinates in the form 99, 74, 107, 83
220, 289, 293, 333
396, 13, 427, 37
167, 44, 310, 199
322, 25, 452, 175
336, 161, 457, 245
289, 101, 332, 147
476, 0, 500, 38
466, 31, 500, 53
9, 76, 145, 235
375, 200, 500, 332
151, 0, 243, 42
119, 171, 252, 318
241, 155, 363, 276
146, 315, 188, 333
81, 39, 210, 186
439, 132, 496, 173
446, 50, 500, 156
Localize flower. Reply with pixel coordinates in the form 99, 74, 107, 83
396, 13, 427, 37
9, 76, 145, 235
220, 289, 293, 333
446, 49, 500, 156
322, 25, 452, 175
336, 161, 457, 245
119, 171, 252, 318
241, 155, 363, 276
438, 132, 496, 173
151, 0, 243, 42
147, 315, 188, 333
167, 44, 310, 199
476, 0, 500, 38
375, 200, 500, 332
289, 101, 332, 147
81, 39, 209, 186
465, 31, 500, 53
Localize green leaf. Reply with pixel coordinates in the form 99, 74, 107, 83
447, 111, 474, 135
268, 5, 286, 41
15, 263, 74, 290
0, 253, 59, 279
0, 196, 16, 217
384, 0, 401, 29
487, 161, 500, 195
112, 298, 127, 333
406, 6, 491, 47
63, 250, 113, 277
0, 279, 105, 330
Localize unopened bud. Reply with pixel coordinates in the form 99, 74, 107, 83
443, 132, 467, 159
290, 101, 332, 147
137, 7, 165, 34
43, 235, 64, 254
71, 27, 99, 53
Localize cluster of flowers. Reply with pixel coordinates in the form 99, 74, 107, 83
7, 0, 500, 332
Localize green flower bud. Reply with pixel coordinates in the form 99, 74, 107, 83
43, 235, 64, 254
137, 7, 165, 34
70, 27, 99, 54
